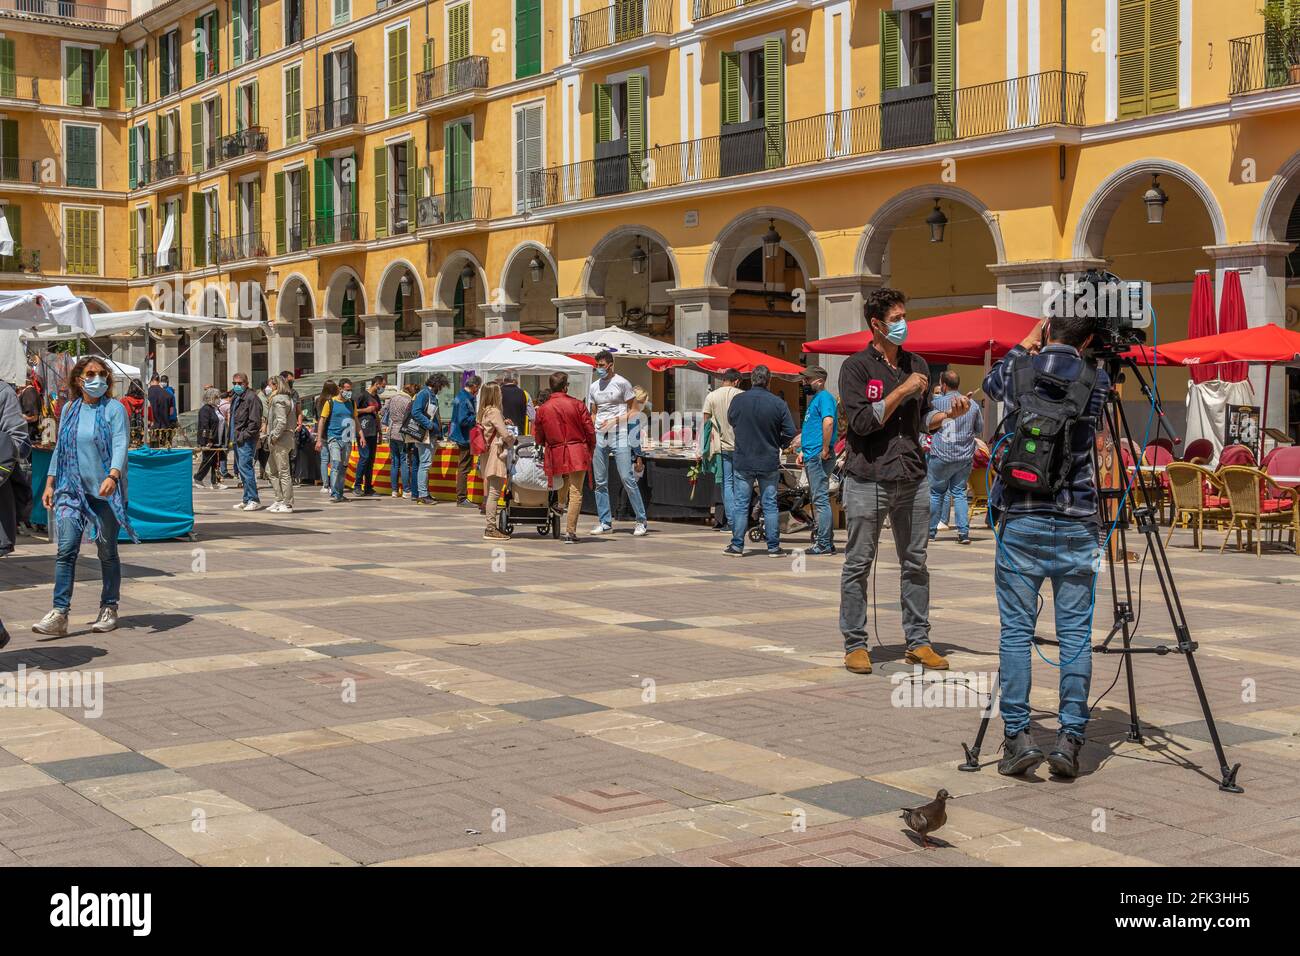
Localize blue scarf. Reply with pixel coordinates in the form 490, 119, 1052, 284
53, 399, 138, 544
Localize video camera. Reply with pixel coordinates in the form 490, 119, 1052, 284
1059, 269, 1151, 356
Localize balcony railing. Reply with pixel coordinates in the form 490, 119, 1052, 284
215, 127, 268, 163
307, 95, 366, 136
1229, 32, 1300, 95
0, 74, 40, 102
0, 0, 128, 26
692, 0, 772, 20
135, 248, 191, 277
0, 156, 46, 184
415, 187, 491, 228
308, 211, 367, 247
0, 246, 35, 273
571, 0, 671, 57
215, 232, 269, 264
415, 56, 489, 106
144, 152, 184, 183
532, 71, 1085, 207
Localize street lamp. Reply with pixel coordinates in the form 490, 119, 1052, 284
762, 219, 782, 260
528, 253, 544, 283
630, 239, 647, 276
926, 199, 948, 243
460, 262, 476, 290
295, 285, 307, 309
344, 278, 357, 306
399, 274, 412, 298
1143, 174, 1169, 225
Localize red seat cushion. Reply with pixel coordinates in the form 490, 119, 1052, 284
1204, 495, 1229, 509
1262, 498, 1294, 513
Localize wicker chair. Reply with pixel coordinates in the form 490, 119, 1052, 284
1165, 463, 1228, 551
1217, 466, 1299, 556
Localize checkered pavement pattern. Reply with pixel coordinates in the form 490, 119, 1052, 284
1, 482, 1298, 867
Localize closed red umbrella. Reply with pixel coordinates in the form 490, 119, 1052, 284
1187, 271, 1217, 384
802, 307, 1039, 365
1217, 270, 1249, 383
647, 340, 805, 376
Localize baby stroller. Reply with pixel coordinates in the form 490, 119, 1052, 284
497, 436, 562, 538
746, 447, 848, 543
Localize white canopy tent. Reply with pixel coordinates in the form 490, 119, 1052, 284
21, 310, 260, 342
396, 340, 594, 390
522, 327, 707, 361
0, 286, 97, 384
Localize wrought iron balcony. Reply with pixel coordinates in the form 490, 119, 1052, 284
144, 152, 184, 184
571, 0, 671, 57
0, 73, 40, 102
532, 71, 1086, 207
308, 211, 367, 248
1229, 32, 1300, 95
692, 0, 785, 20
0, 0, 128, 27
0, 156, 46, 184
307, 96, 366, 137
0, 245, 34, 273
415, 56, 489, 107
133, 248, 191, 278
216, 127, 268, 163
415, 187, 491, 229
215, 232, 269, 264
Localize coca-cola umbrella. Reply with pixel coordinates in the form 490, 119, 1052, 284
646, 340, 805, 378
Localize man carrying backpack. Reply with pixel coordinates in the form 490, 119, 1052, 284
983, 314, 1109, 780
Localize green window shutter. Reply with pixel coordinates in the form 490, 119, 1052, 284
140, 48, 148, 103
0, 40, 13, 100
65, 47, 82, 106
350, 152, 359, 218
64, 209, 77, 274
374, 146, 388, 238
719, 53, 740, 126
194, 16, 205, 82
129, 129, 138, 188
233, 0, 244, 66
129, 213, 138, 277
252, 178, 262, 241
156, 114, 166, 159
236, 89, 246, 131
94, 48, 108, 108
274, 170, 286, 253
210, 11, 220, 75
1117, 0, 1147, 118
87, 209, 98, 273
192, 191, 206, 267
286, 67, 301, 143
144, 209, 152, 259
235, 186, 244, 236
626, 73, 645, 190
125, 48, 137, 108
516, 0, 541, 78
593, 82, 612, 146
252, 0, 260, 59
1146, 0, 1180, 113
142, 126, 150, 183
388, 27, 408, 116
450, 4, 469, 61
1, 120, 17, 180
297, 170, 309, 242
763, 38, 785, 168
191, 102, 203, 170
933, 0, 956, 141
250, 82, 259, 126
423, 40, 434, 73
880, 10, 901, 93
406, 138, 417, 224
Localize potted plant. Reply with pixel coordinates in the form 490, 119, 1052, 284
1263, 3, 1300, 85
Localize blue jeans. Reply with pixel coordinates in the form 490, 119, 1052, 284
415, 443, 433, 500
235, 440, 259, 503
355, 437, 377, 492
928, 457, 972, 536
995, 514, 1099, 739
327, 438, 351, 499
804, 455, 833, 550
731, 469, 779, 551
718, 451, 735, 529
53, 495, 120, 612
593, 431, 646, 525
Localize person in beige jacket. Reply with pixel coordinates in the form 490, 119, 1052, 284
266, 375, 297, 513
476, 382, 516, 540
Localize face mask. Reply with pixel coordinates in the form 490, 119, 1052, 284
598, 366, 612, 379
264, 385, 272, 395
884, 319, 908, 346
800, 384, 813, 396
83, 377, 108, 398
341, 390, 353, 401
232, 384, 246, 395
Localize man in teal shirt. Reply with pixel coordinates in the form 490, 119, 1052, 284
796, 366, 838, 554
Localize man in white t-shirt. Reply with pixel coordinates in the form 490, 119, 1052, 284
701, 368, 743, 532
587, 350, 647, 536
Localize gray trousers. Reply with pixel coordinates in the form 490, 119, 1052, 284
839, 474, 933, 652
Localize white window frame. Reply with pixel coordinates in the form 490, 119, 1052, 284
511, 98, 546, 214
60, 42, 100, 108
60, 203, 103, 276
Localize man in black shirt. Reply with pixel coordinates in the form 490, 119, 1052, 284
500, 372, 531, 435
352, 375, 384, 496
838, 288, 971, 675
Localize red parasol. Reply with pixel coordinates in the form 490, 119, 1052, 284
1187, 271, 1217, 384
647, 340, 805, 376
1216, 270, 1249, 383
418, 331, 539, 356
802, 307, 1039, 365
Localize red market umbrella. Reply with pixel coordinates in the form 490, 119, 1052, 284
1187, 271, 1217, 384
1217, 270, 1249, 383
418, 331, 539, 356
802, 307, 1039, 365
647, 340, 805, 377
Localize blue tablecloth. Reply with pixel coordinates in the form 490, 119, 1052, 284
29, 447, 195, 541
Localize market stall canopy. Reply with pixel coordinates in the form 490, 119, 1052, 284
396, 339, 595, 386
22, 310, 261, 341
418, 331, 540, 356
0, 286, 95, 334
646, 341, 806, 377
523, 326, 707, 361
803, 307, 1040, 364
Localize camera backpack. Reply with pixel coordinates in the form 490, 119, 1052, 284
997, 356, 1098, 495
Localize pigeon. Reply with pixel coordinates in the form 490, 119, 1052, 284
899, 789, 949, 848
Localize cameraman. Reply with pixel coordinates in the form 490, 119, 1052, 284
983, 315, 1109, 779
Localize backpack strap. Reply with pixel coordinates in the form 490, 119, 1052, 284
1061, 362, 1100, 419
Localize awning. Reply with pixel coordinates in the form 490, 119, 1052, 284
647, 340, 806, 377
803, 307, 1039, 364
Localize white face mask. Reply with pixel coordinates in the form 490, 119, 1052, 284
264, 385, 272, 395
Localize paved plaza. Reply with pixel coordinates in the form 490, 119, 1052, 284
0, 487, 1297, 867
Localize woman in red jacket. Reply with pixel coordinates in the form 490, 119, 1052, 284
532, 371, 596, 544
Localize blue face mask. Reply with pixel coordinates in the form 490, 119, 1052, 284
232, 384, 246, 395
884, 319, 908, 346
341, 390, 352, 401
83, 377, 108, 398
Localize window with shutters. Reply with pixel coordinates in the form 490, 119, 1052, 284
130, 123, 150, 187
284, 64, 302, 144
64, 46, 102, 107
448, 2, 470, 61
160, 31, 181, 97
384, 139, 413, 234
334, 0, 351, 27
194, 10, 220, 82
0, 204, 20, 272
132, 206, 149, 276
126, 45, 148, 107
515, 0, 541, 78
514, 102, 543, 212
63, 206, 101, 276
386, 23, 409, 117
232, 0, 259, 66
742, 49, 765, 122
285, 0, 304, 43
1117, 0, 1181, 118
285, 167, 306, 251
0, 119, 18, 182
64, 124, 98, 188
720, 39, 784, 172
906, 8, 934, 85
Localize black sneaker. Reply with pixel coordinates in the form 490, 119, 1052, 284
0, 620, 9, 649
768, 547, 790, 558
997, 730, 1045, 777
722, 544, 744, 556
807, 545, 838, 556
958, 535, 972, 545
560, 532, 578, 544
1047, 732, 1083, 778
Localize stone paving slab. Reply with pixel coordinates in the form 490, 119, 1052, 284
1, 482, 1298, 865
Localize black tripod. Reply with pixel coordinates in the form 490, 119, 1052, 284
959, 353, 1243, 793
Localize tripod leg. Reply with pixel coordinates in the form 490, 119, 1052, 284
1105, 398, 1144, 744
959, 675, 1000, 771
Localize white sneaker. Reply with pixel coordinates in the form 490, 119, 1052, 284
279, 504, 294, 513
242, 501, 261, 512
232, 501, 247, 510
267, 502, 283, 513
590, 523, 612, 535
320, 485, 330, 494
391, 489, 400, 497
633, 523, 648, 537
937, 521, 950, 531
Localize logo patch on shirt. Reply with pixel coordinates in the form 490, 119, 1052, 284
866, 380, 884, 402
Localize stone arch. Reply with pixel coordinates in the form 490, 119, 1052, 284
132, 295, 154, 311
857, 185, 1007, 276
705, 207, 826, 289
499, 241, 559, 303
433, 250, 488, 311
581, 225, 681, 299
377, 258, 426, 314
323, 266, 367, 319
1073, 158, 1228, 259
499, 241, 560, 335
277, 272, 317, 321
82, 297, 113, 314
1254, 149, 1300, 243
196, 284, 228, 318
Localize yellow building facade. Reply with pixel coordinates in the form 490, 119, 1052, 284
2, 0, 1299, 432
